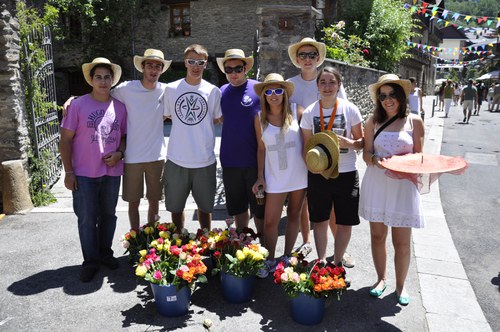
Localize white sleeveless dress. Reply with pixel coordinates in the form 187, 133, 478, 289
261, 105, 308, 193
359, 120, 424, 228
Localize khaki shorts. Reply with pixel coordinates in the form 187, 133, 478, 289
164, 160, 216, 214
122, 160, 165, 202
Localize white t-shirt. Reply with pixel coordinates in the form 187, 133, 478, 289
300, 98, 362, 173
111, 80, 167, 163
288, 74, 347, 109
163, 79, 222, 168
260, 104, 307, 193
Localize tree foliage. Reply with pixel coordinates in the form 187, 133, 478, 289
445, 0, 499, 18
364, 0, 419, 72
322, 21, 371, 67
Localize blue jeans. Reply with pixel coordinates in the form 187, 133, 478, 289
73, 176, 121, 268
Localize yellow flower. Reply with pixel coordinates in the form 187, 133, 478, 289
144, 226, 154, 235
159, 231, 168, 239
300, 273, 307, 281
130, 230, 137, 238
176, 238, 182, 246
139, 249, 147, 257
236, 250, 245, 261
135, 265, 148, 277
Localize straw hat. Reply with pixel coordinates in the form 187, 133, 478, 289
82, 57, 122, 87
287, 37, 326, 68
368, 74, 412, 104
133, 49, 172, 73
216, 49, 254, 73
254, 73, 294, 97
305, 131, 340, 179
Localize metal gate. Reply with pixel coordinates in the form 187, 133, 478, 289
22, 26, 61, 188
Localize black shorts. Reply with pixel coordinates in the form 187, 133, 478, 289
307, 170, 360, 226
222, 167, 265, 219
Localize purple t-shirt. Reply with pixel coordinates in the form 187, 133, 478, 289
61, 94, 127, 177
220, 79, 261, 168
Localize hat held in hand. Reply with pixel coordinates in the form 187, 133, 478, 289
305, 131, 340, 179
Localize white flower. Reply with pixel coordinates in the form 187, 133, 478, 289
122, 240, 130, 249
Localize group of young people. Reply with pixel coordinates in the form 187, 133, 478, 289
60, 39, 425, 306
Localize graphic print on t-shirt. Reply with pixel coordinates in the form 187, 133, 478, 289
241, 95, 254, 107
174, 92, 209, 125
268, 132, 296, 170
313, 113, 348, 153
87, 108, 119, 145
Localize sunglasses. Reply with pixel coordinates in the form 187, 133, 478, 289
186, 59, 207, 66
224, 65, 244, 74
297, 52, 319, 60
378, 92, 397, 102
264, 88, 285, 96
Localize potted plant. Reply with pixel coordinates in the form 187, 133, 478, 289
208, 224, 268, 303
134, 225, 208, 316
273, 256, 347, 325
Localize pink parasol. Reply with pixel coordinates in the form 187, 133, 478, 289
379, 153, 468, 194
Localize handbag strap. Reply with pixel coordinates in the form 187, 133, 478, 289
374, 115, 398, 141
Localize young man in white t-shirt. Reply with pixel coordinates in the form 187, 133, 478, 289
287, 38, 354, 268
163, 44, 222, 230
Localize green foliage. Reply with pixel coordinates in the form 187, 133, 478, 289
446, 0, 499, 19
27, 150, 57, 207
322, 21, 371, 67
339, 0, 374, 37
364, 0, 419, 72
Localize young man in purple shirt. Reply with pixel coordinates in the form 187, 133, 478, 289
216, 49, 264, 236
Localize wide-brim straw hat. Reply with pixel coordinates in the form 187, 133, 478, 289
254, 73, 294, 97
82, 57, 122, 87
368, 74, 412, 104
216, 49, 254, 73
305, 131, 340, 179
133, 49, 172, 74
288, 37, 327, 68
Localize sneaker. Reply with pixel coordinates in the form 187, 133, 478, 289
463, 117, 467, 122
293, 242, 312, 258
342, 252, 356, 268
257, 259, 276, 279
80, 267, 98, 283
101, 256, 120, 270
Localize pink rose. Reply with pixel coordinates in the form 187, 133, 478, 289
153, 270, 163, 280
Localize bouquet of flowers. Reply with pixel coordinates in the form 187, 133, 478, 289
134, 235, 208, 290
207, 224, 268, 278
120, 222, 191, 263
273, 256, 347, 299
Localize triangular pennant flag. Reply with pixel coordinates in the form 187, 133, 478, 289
412, 0, 417, 5
464, 16, 471, 22
487, 20, 492, 26
452, 13, 460, 21
442, 10, 449, 19
431, 6, 438, 13
445, 21, 450, 27
422, 2, 429, 10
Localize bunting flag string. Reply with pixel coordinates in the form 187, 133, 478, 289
405, 0, 500, 29
406, 41, 496, 56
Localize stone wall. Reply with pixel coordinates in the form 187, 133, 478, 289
0, 1, 31, 208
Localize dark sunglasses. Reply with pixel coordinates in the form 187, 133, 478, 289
186, 59, 207, 66
224, 65, 244, 74
264, 88, 285, 96
297, 52, 319, 60
378, 92, 397, 102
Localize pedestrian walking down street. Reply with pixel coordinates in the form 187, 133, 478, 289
443, 79, 454, 118
60, 57, 127, 282
359, 74, 425, 306
252, 73, 307, 278
408, 77, 423, 116
163, 44, 222, 231
300, 67, 364, 278
217, 49, 265, 237
460, 79, 478, 124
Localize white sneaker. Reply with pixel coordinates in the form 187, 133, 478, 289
293, 242, 312, 258
257, 259, 276, 279
342, 252, 356, 268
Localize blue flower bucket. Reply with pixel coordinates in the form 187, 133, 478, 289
290, 292, 326, 325
151, 283, 191, 317
220, 272, 255, 303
